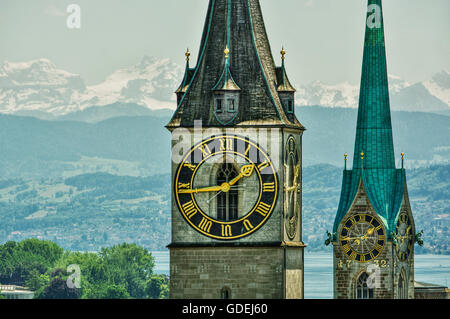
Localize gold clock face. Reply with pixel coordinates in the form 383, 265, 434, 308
340, 214, 386, 262
396, 213, 413, 262
174, 135, 278, 240
284, 135, 300, 240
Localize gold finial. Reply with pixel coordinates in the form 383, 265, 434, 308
344, 153, 348, 161
185, 48, 190, 62
360, 152, 365, 160
401, 152, 405, 160
401, 152, 405, 169
224, 45, 230, 59
281, 47, 286, 60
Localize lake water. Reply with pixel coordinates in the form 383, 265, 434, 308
152, 251, 450, 299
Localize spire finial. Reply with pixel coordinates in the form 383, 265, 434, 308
224, 45, 230, 60
401, 152, 405, 169
360, 151, 365, 169
281, 47, 286, 61
185, 48, 190, 62
344, 153, 348, 170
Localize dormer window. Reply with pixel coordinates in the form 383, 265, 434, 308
286, 99, 294, 114
212, 46, 241, 125
215, 96, 224, 113
227, 98, 237, 113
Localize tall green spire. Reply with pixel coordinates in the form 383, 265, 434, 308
333, 0, 406, 236
353, 0, 395, 170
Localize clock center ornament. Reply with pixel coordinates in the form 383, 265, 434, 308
174, 135, 278, 240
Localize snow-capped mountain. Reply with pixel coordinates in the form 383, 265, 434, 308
0, 57, 448, 117
0, 56, 182, 116
295, 71, 450, 112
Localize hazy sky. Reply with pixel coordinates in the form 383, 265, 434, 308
0, 0, 448, 85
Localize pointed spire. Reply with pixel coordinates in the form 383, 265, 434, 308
175, 49, 194, 95
276, 46, 296, 93
353, 0, 395, 170
168, 0, 304, 129
212, 45, 241, 92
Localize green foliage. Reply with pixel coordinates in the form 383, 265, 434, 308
0, 239, 64, 286
147, 275, 169, 299
39, 269, 79, 299
0, 239, 166, 299
98, 243, 155, 298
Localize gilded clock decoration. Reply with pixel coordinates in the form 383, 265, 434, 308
284, 135, 300, 240
339, 214, 386, 262
396, 212, 413, 262
174, 135, 278, 240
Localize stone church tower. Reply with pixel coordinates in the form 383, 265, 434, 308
167, 0, 306, 299
330, 0, 416, 299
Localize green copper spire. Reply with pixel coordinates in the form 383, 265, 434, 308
333, 0, 406, 237
353, 0, 395, 170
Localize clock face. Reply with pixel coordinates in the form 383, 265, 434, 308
339, 214, 386, 262
174, 135, 278, 240
396, 213, 413, 262
284, 135, 300, 240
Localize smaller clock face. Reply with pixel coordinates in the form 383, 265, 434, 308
340, 214, 386, 263
284, 136, 300, 240
396, 213, 413, 262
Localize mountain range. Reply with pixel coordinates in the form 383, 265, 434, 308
0, 57, 449, 119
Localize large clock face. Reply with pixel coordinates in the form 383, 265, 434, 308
339, 214, 386, 262
396, 212, 413, 262
174, 135, 278, 240
284, 135, 300, 240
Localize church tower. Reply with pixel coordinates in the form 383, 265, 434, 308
330, 0, 416, 299
167, 0, 305, 299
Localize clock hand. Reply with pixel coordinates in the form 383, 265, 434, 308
285, 164, 301, 192
362, 227, 376, 240
206, 185, 246, 204
178, 185, 224, 194
179, 165, 254, 195
228, 164, 255, 187
341, 236, 362, 245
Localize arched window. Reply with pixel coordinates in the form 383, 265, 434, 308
221, 287, 231, 299
217, 163, 238, 221
356, 272, 374, 299
398, 273, 407, 299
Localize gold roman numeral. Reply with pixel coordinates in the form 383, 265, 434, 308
184, 163, 197, 171
342, 245, 351, 254
262, 182, 275, 192
243, 219, 254, 231
199, 144, 212, 157
178, 183, 191, 189
221, 225, 232, 237
255, 202, 271, 217
198, 218, 212, 233
244, 144, 252, 156
219, 138, 233, 151
258, 161, 270, 171
182, 201, 198, 219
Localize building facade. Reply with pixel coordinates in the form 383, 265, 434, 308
330, 0, 416, 299
167, 0, 306, 299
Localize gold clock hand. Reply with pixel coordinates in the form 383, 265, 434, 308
362, 227, 376, 240
178, 185, 224, 194
228, 164, 255, 187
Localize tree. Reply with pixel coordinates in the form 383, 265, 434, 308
0, 239, 63, 286
146, 275, 169, 299
39, 269, 79, 299
98, 243, 155, 299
